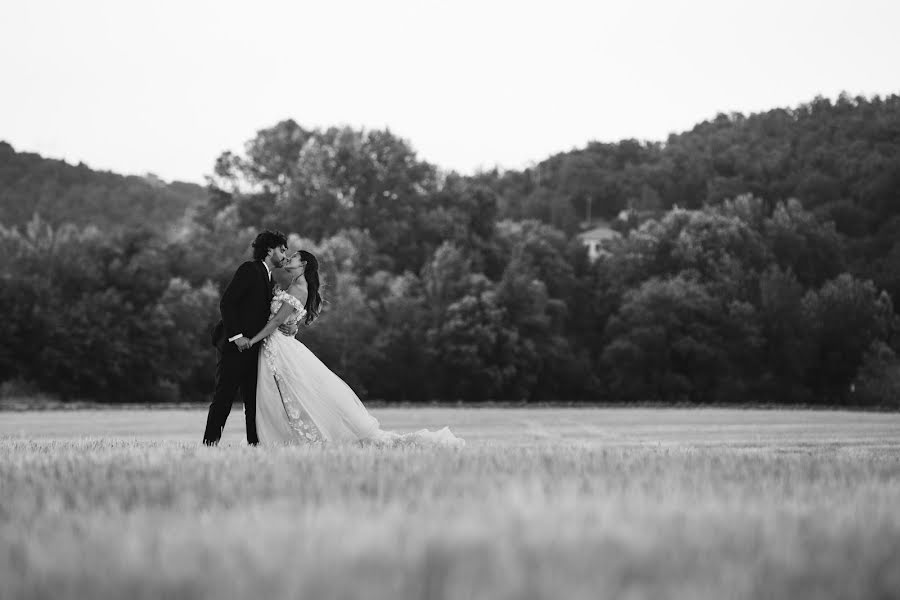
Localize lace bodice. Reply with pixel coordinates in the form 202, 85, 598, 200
269, 289, 307, 328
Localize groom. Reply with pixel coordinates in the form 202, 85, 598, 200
203, 230, 288, 446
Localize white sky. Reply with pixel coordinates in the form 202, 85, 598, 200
1, 0, 898, 183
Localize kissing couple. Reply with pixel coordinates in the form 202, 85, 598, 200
202, 230, 463, 447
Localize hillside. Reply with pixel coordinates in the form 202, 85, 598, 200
482, 93, 900, 238
0, 142, 209, 234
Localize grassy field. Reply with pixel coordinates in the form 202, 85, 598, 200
2, 407, 899, 599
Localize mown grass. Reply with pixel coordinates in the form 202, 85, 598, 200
1, 409, 900, 599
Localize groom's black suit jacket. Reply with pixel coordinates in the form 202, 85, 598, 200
210, 260, 273, 353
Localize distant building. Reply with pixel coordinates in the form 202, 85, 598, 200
577, 221, 620, 261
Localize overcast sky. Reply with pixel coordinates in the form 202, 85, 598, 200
1, 0, 898, 183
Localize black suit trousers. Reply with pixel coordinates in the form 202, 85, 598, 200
202, 345, 260, 445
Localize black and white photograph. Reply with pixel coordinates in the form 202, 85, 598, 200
2, 0, 899, 598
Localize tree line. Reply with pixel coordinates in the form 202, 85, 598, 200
1, 93, 898, 406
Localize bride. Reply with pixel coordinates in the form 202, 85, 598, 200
247, 250, 464, 447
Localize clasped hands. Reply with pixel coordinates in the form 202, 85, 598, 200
233, 323, 299, 352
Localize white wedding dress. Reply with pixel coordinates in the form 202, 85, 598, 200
255, 290, 464, 447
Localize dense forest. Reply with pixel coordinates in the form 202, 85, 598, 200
1, 93, 898, 406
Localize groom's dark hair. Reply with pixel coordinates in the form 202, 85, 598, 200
251, 230, 288, 260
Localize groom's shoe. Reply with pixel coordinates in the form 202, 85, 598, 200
202, 426, 224, 446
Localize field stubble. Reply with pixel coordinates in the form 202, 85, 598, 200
1, 408, 899, 599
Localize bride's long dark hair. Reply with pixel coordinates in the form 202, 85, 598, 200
298, 250, 322, 324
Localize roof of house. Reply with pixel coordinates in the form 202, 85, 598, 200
577, 223, 620, 242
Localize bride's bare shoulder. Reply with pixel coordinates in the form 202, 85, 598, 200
287, 281, 308, 305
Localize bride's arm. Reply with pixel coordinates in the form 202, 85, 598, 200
277, 284, 308, 337
248, 302, 296, 346
275, 283, 309, 337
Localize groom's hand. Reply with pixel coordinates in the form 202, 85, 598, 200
278, 323, 298, 337
234, 337, 252, 351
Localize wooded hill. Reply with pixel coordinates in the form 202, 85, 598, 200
0, 141, 208, 235
482, 93, 900, 236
